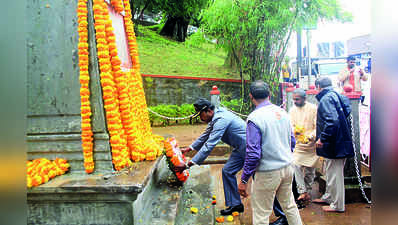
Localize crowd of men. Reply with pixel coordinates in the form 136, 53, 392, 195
175, 61, 357, 225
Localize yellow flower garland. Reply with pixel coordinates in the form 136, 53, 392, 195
77, 0, 94, 173
93, 0, 132, 171
110, 0, 124, 13
122, 0, 163, 160
75, 0, 164, 172
27, 158, 70, 188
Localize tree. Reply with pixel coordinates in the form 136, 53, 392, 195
201, 0, 351, 97
157, 0, 210, 42
130, 0, 159, 22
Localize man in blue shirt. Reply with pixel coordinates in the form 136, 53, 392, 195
176, 98, 247, 215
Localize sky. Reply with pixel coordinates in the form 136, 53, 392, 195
286, 0, 371, 58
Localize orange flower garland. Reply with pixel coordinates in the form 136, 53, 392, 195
121, 0, 163, 160
92, 0, 132, 171
27, 158, 70, 188
110, 0, 124, 13
75, 0, 165, 172
163, 138, 189, 183
77, 0, 94, 173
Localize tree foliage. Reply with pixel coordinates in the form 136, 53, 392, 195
155, 0, 210, 41
201, 0, 351, 96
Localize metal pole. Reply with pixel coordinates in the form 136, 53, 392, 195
296, 30, 302, 82
306, 30, 311, 88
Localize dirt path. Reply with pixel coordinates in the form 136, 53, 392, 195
152, 124, 208, 147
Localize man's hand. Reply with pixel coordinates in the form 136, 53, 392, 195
181, 147, 192, 155
315, 139, 323, 148
174, 162, 187, 173
238, 182, 249, 198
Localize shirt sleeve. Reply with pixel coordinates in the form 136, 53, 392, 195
191, 118, 229, 165
319, 96, 340, 143
241, 121, 262, 183
190, 124, 213, 151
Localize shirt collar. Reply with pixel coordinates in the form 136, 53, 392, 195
255, 100, 271, 110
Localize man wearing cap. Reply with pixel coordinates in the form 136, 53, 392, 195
176, 98, 247, 215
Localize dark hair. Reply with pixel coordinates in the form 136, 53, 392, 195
347, 55, 356, 62
292, 88, 306, 98
250, 80, 270, 100
315, 77, 332, 89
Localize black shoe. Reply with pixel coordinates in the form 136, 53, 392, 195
270, 216, 288, 225
220, 204, 244, 215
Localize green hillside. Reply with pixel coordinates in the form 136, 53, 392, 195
136, 26, 240, 79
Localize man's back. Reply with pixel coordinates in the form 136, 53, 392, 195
248, 104, 293, 171
213, 107, 246, 150
315, 87, 354, 159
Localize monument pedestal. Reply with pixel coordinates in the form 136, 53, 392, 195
28, 160, 160, 224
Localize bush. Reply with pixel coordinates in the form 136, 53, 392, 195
148, 104, 200, 126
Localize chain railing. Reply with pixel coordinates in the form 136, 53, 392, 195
147, 108, 196, 120
220, 104, 248, 118
350, 114, 371, 204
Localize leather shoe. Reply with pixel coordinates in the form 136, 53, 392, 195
220, 204, 244, 215
270, 216, 288, 225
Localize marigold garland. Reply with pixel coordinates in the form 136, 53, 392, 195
294, 124, 309, 144
163, 138, 189, 183
110, 0, 124, 13
92, 0, 132, 171
75, 0, 165, 172
77, 0, 94, 174
27, 158, 70, 188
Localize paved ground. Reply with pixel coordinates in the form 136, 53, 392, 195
153, 124, 371, 225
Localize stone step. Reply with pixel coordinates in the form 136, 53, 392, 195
175, 165, 216, 225
134, 157, 183, 225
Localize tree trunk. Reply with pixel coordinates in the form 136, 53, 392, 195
159, 16, 190, 42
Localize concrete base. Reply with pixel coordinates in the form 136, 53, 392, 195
27, 156, 217, 225
27, 160, 160, 225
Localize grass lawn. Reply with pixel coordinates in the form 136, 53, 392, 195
136, 26, 240, 79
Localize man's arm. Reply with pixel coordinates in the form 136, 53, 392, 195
241, 121, 262, 183
318, 97, 340, 143
189, 124, 213, 151
190, 118, 229, 165
338, 69, 349, 83
359, 68, 368, 81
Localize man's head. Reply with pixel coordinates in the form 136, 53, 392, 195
193, 98, 215, 123
315, 77, 332, 91
249, 80, 270, 105
347, 55, 356, 69
292, 88, 306, 107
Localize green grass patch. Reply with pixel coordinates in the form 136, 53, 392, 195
136, 25, 240, 79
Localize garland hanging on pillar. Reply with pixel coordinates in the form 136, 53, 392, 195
76, 0, 162, 173
77, 0, 95, 173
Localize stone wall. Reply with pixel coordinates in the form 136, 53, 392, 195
142, 75, 245, 106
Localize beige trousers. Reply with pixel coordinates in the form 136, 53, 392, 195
321, 158, 346, 211
251, 164, 303, 225
294, 164, 316, 194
